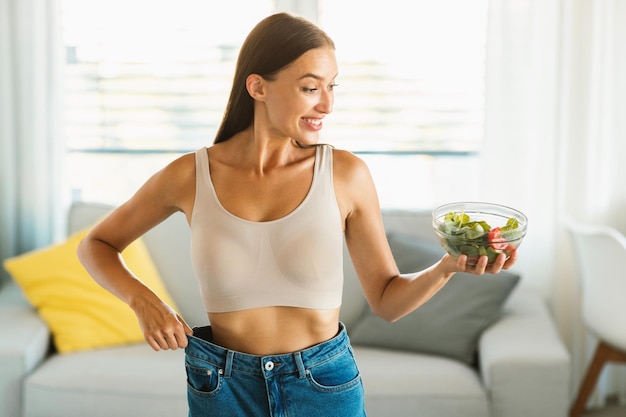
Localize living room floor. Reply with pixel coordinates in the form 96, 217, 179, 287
583, 405, 626, 416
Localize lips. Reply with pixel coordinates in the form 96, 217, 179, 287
302, 117, 323, 130
302, 118, 322, 125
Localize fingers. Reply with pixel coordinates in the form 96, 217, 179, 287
456, 253, 509, 275
147, 339, 163, 352
132, 295, 191, 351
470, 255, 489, 275
484, 253, 507, 274
146, 331, 173, 351
178, 314, 194, 336
455, 254, 488, 274
502, 248, 519, 269
172, 314, 193, 349
143, 316, 190, 351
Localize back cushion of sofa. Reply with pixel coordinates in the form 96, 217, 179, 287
380, 209, 435, 241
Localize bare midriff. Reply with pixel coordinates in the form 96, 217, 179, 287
207, 306, 341, 356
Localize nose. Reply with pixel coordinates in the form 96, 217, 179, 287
316, 89, 333, 114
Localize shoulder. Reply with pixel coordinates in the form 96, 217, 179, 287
134, 150, 198, 212
331, 147, 373, 184
89, 151, 200, 245
159, 151, 197, 185
330, 147, 378, 219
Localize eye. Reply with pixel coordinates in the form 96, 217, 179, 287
328, 83, 339, 91
302, 87, 318, 93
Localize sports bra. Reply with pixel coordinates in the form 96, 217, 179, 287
189, 145, 344, 313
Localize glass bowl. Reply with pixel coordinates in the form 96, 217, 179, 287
432, 202, 527, 266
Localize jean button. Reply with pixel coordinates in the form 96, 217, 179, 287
264, 361, 274, 371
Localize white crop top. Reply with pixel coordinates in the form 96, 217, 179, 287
189, 145, 344, 313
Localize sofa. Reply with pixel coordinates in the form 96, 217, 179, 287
0, 202, 571, 417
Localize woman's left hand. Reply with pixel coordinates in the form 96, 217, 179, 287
439, 248, 518, 277
457, 248, 518, 275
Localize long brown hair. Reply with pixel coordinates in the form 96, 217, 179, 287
213, 13, 335, 144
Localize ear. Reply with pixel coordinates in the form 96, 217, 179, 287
246, 74, 266, 101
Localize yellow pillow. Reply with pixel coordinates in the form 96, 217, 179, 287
3, 227, 179, 354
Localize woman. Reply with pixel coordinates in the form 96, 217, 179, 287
77, 12, 517, 416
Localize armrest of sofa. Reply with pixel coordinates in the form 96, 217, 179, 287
478, 288, 571, 417
0, 282, 51, 417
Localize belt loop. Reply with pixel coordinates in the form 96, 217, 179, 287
294, 351, 306, 379
224, 350, 234, 378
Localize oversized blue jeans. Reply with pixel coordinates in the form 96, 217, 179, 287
185, 322, 366, 416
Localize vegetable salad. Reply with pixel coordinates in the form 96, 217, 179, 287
435, 211, 524, 264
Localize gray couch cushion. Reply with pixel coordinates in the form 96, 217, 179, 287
349, 233, 519, 365
354, 346, 488, 417
23, 344, 187, 417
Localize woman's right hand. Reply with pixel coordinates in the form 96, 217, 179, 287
130, 293, 193, 351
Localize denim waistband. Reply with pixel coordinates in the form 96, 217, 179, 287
185, 322, 350, 378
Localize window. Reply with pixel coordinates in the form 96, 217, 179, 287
318, 0, 487, 207
320, 0, 487, 153
61, 0, 487, 208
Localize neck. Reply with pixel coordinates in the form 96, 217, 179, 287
224, 128, 312, 176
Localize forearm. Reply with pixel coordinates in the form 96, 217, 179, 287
76, 237, 159, 308
374, 261, 455, 322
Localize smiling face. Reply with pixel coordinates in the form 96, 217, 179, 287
251, 47, 338, 146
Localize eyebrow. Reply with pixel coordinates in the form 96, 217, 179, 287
298, 73, 339, 81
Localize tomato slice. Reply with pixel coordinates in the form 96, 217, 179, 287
487, 227, 508, 250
